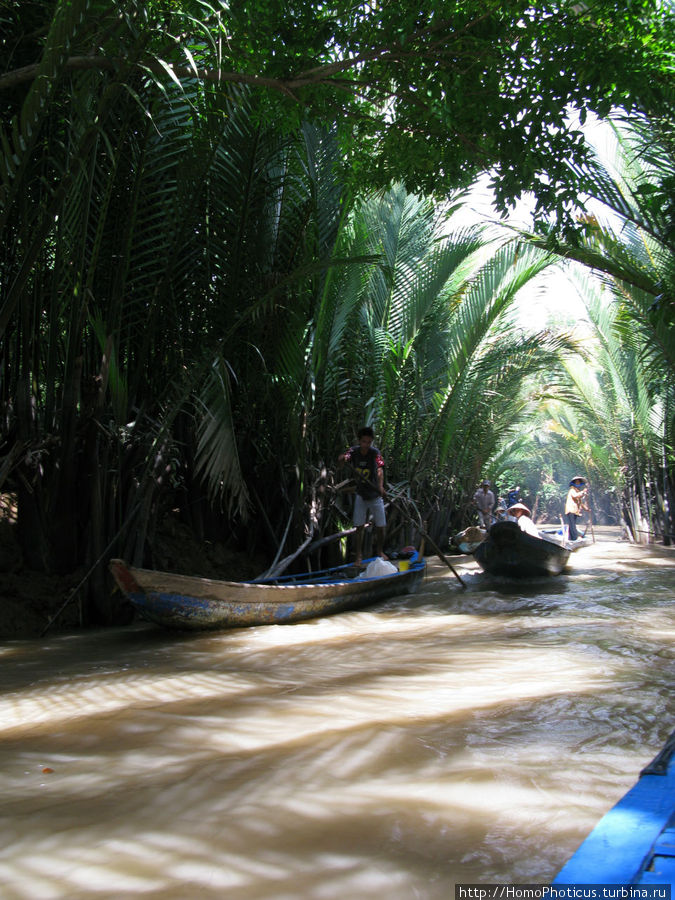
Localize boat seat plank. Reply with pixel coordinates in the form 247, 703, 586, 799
653, 831, 675, 856
639, 857, 675, 883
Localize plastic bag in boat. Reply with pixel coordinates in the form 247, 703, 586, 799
364, 558, 398, 577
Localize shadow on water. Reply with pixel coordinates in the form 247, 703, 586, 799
0, 535, 674, 897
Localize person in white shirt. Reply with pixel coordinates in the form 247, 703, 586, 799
565, 476, 589, 541
507, 502, 539, 537
473, 480, 495, 528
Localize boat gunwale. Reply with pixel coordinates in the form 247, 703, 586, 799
555, 729, 675, 886
110, 553, 425, 604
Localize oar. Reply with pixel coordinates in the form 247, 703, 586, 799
384, 488, 466, 588
587, 488, 596, 543
394, 505, 467, 589
580, 484, 595, 543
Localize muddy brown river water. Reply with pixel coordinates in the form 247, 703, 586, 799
1, 527, 674, 899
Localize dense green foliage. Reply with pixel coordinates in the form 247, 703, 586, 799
1, 0, 674, 623
525, 118, 675, 542
2, 1, 672, 218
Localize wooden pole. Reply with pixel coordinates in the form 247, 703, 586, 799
390, 496, 466, 589
417, 520, 467, 589
336, 467, 467, 588
586, 487, 596, 543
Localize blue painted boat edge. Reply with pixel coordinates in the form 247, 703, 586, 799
554, 735, 675, 886
261, 550, 423, 585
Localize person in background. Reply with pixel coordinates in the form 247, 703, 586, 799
507, 502, 539, 537
338, 426, 387, 565
495, 496, 508, 520
473, 480, 496, 528
565, 476, 589, 541
507, 485, 521, 507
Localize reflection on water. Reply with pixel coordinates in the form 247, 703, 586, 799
1, 531, 674, 898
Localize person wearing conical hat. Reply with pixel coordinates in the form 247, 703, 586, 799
507, 501, 539, 538
565, 476, 589, 541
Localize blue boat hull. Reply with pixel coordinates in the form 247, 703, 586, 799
555, 731, 675, 886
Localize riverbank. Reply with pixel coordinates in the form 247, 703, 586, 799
1, 524, 671, 640
0, 514, 268, 639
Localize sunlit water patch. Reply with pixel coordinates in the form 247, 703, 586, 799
0, 531, 674, 898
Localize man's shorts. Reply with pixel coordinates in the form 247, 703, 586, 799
353, 494, 386, 528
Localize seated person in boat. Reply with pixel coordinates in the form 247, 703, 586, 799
494, 496, 508, 520
507, 502, 539, 537
338, 426, 387, 565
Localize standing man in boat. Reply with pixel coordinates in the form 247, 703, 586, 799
473, 480, 496, 528
565, 476, 589, 541
338, 427, 387, 566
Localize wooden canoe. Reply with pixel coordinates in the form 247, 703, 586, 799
452, 526, 487, 555
109, 552, 426, 631
555, 730, 675, 886
473, 520, 572, 577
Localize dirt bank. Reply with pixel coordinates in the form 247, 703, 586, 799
0, 514, 267, 640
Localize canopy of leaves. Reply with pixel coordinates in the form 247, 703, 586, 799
499, 113, 675, 539
2, 0, 674, 224
2, 0, 675, 589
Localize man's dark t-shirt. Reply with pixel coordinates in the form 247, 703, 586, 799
343, 445, 384, 500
